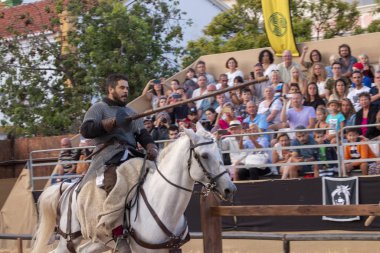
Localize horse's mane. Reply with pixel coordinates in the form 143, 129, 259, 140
157, 133, 188, 163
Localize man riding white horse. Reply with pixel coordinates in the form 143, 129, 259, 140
79, 73, 158, 251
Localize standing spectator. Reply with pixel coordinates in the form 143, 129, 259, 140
370, 71, 380, 106
250, 63, 271, 101
325, 62, 351, 98
192, 74, 208, 109
169, 92, 188, 123
358, 53, 375, 83
303, 82, 326, 110
354, 92, 380, 139
300, 46, 322, 70
281, 92, 316, 130
347, 71, 370, 112
183, 68, 198, 98
341, 98, 356, 126
225, 57, 244, 87
277, 50, 301, 84
142, 79, 165, 110
344, 128, 376, 175
195, 60, 216, 85
338, 44, 357, 77
329, 79, 349, 102
308, 63, 328, 98
283, 126, 320, 179
258, 49, 277, 78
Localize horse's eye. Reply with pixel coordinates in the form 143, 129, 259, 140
201, 153, 209, 160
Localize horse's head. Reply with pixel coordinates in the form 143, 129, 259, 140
182, 122, 236, 202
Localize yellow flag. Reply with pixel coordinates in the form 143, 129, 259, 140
262, 0, 299, 56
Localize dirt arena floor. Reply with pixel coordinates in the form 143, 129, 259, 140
2, 232, 380, 253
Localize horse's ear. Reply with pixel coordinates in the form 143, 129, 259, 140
196, 121, 206, 133
183, 127, 200, 142
196, 122, 213, 138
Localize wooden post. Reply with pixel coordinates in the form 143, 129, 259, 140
16, 238, 23, 253
200, 192, 222, 253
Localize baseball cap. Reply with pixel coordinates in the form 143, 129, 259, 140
188, 107, 197, 114
143, 116, 152, 122
352, 62, 364, 70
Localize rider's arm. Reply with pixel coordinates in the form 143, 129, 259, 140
80, 120, 107, 139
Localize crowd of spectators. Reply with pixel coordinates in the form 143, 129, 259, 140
140, 44, 380, 181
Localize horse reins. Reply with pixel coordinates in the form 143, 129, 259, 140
127, 138, 227, 252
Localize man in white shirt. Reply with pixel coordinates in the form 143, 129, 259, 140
195, 60, 216, 85
347, 71, 370, 111
192, 74, 208, 109
277, 50, 300, 84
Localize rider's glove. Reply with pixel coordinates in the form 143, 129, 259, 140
146, 143, 158, 161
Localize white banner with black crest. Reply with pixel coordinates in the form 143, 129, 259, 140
322, 177, 359, 222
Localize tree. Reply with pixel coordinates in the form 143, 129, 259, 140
0, 0, 187, 136
4, 0, 22, 7
182, 0, 312, 67
307, 0, 360, 40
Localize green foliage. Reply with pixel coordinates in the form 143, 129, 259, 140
0, 0, 186, 136
367, 20, 380, 33
4, 0, 22, 7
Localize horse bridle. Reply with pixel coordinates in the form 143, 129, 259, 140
127, 138, 229, 252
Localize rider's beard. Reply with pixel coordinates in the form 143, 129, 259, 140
111, 91, 128, 106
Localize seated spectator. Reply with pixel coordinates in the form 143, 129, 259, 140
216, 102, 237, 130
75, 138, 94, 175
354, 92, 380, 139
216, 73, 230, 90
326, 54, 339, 78
272, 133, 292, 176
142, 79, 165, 109
329, 78, 349, 102
203, 107, 218, 132
338, 44, 357, 77
344, 128, 376, 175
347, 71, 370, 112
225, 57, 244, 87
229, 76, 246, 105
258, 86, 282, 127
303, 82, 326, 110
258, 49, 277, 78
168, 92, 188, 123
238, 124, 271, 180
166, 79, 181, 97
341, 98, 356, 126
280, 92, 316, 130
326, 100, 345, 142
183, 68, 198, 98
215, 93, 229, 114
195, 60, 216, 85
300, 46, 322, 70
233, 88, 253, 119
143, 116, 154, 134
358, 53, 375, 83
290, 66, 307, 95
324, 62, 351, 98
352, 62, 372, 88
198, 84, 218, 120
249, 63, 271, 101
154, 96, 170, 121
218, 120, 246, 180
151, 112, 171, 149
277, 50, 301, 84
282, 126, 320, 179
370, 70, 380, 106
243, 101, 268, 132
182, 106, 198, 132
315, 107, 329, 129
168, 125, 179, 140
271, 70, 288, 99
308, 63, 328, 98
314, 130, 337, 177
192, 74, 208, 109
52, 138, 79, 184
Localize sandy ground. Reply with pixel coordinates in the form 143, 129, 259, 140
2, 236, 380, 253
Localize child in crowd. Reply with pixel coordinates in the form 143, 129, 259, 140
325, 100, 345, 142
314, 130, 337, 177
272, 133, 292, 176
344, 128, 376, 175
315, 107, 329, 129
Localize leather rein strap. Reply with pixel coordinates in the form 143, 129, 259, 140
55, 179, 82, 253
129, 187, 190, 250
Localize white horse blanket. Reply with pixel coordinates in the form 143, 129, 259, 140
77, 158, 154, 241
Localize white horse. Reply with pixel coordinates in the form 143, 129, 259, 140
31, 123, 236, 253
